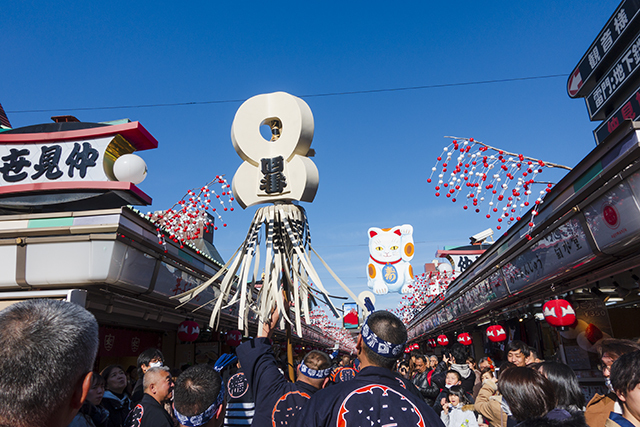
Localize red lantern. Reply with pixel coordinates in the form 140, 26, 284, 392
404, 346, 411, 354
294, 344, 303, 353
543, 299, 576, 330
428, 338, 437, 348
177, 320, 200, 342
226, 330, 242, 347
437, 335, 449, 346
486, 325, 507, 342
457, 332, 472, 346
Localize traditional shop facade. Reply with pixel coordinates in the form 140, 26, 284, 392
407, 121, 640, 398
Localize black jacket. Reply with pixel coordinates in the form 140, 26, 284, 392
515, 410, 588, 427
412, 369, 440, 405
124, 394, 173, 427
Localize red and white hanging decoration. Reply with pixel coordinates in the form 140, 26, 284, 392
486, 324, 507, 342
428, 338, 437, 348
542, 299, 576, 331
146, 175, 235, 253
393, 267, 455, 324
226, 330, 243, 347
308, 308, 357, 353
437, 334, 449, 346
177, 320, 200, 342
427, 137, 571, 239
457, 332, 472, 346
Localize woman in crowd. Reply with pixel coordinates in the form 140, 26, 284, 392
538, 361, 586, 416
441, 385, 480, 427
68, 372, 109, 427
498, 366, 587, 427
100, 365, 132, 427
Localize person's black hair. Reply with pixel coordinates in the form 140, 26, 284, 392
136, 347, 164, 378
498, 367, 555, 422
610, 350, 640, 396
361, 311, 407, 370
495, 361, 516, 380
450, 343, 468, 364
174, 364, 222, 417
538, 361, 585, 412
447, 385, 470, 405
506, 340, 531, 357
415, 354, 427, 364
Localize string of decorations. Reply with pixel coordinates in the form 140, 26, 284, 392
145, 175, 235, 253
308, 308, 357, 353
427, 137, 571, 239
392, 269, 455, 324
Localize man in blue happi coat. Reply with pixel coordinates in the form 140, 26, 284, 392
236, 312, 332, 427
294, 310, 445, 427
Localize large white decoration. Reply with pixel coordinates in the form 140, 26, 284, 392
231, 91, 319, 209
367, 224, 415, 294
173, 92, 365, 336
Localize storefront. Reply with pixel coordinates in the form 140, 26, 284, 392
407, 121, 640, 398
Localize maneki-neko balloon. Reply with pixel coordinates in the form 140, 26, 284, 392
367, 224, 415, 294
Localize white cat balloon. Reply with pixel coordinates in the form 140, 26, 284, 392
367, 224, 415, 294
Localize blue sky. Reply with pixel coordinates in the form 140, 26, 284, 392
1, 0, 622, 313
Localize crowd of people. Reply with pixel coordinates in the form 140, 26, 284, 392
1, 298, 640, 427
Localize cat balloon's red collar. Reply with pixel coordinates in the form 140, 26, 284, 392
369, 255, 402, 265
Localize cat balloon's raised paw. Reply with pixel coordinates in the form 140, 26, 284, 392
373, 283, 389, 295
400, 283, 413, 294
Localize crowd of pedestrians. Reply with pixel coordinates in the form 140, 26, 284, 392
1, 298, 640, 427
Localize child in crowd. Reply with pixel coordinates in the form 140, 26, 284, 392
441, 385, 479, 427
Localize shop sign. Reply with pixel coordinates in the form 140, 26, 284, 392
0, 136, 116, 186
502, 218, 593, 293
583, 180, 640, 252
98, 326, 162, 357
593, 85, 640, 143
568, 0, 640, 98
585, 30, 640, 120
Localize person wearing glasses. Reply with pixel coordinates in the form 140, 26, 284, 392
585, 339, 640, 427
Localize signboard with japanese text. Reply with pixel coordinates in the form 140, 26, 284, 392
501, 218, 594, 293
583, 179, 640, 252
0, 136, 122, 186
594, 86, 640, 142
585, 32, 640, 120
568, 0, 640, 98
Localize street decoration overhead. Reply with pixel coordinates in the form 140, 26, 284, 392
427, 136, 571, 239
145, 176, 235, 253
172, 92, 363, 337
543, 298, 576, 331
367, 224, 415, 295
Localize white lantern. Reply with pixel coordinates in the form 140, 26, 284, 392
113, 154, 147, 185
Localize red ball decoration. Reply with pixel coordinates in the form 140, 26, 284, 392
457, 332, 472, 346
437, 335, 449, 346
486, 325, 507, 342
177, 320, 200, 342
543, 299, 576, 330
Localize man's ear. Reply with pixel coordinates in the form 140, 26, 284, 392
71, 372, 93, 409
356, 335, 363, 352
616, 390, 627, 404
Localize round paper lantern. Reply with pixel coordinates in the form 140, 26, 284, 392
543, 299, 576, 330
428, 338, 437, 348
113, 154, 148, 185
404, 346, 411, 354
437, 335, 449, 346
226, 330, 242, 347
486, 325, 507, 342
457, 332, 472, 346
177, 320, 200, 342
294, 344, 303, 352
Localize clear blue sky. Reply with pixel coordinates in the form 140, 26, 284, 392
1, 0, 622, 313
